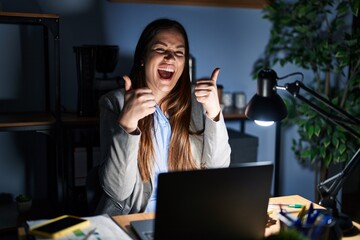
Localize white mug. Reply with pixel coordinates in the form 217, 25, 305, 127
234, 92, 246, 109
222, 92, 233, 108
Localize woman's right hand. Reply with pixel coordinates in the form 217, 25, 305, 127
117, 75, 156, 133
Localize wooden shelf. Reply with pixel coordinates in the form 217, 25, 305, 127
223, 107, 246, 119
108, 0, 268, 8
0, 11, 59, 19
61, 113, 99, 126
0, 112, 56, 131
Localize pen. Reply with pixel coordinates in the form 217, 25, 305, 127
278, 210, 296, 226
297, 205, 307, 221
305, 203, 314, 225
278, 207, 299, 228
82, 228, 96, 240
288, 204, 304, 208
269, 203, 304, 208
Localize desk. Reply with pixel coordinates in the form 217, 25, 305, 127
112, 195, 360, 239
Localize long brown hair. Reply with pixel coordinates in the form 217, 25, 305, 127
129, 19, 199, 182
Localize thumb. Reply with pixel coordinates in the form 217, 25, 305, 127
123, 75, 132, 91
211, 68, 220, 83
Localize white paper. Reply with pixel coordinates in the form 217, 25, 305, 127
27, 214, 133, 240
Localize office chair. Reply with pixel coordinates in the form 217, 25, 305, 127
86, 165, 102, 215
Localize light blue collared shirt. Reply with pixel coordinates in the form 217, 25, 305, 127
145, 105, 171, 212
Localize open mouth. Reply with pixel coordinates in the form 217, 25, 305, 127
158, 67, 174, 80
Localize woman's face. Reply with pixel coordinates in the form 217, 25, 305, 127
144, 28, 186, 102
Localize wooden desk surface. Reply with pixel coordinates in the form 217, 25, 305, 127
113, 212, 155, 239
112, 195, 360, 239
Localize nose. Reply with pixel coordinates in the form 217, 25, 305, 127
164, 50, 175, 60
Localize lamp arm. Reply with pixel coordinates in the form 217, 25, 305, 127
278, 80, 360, 202
282, 81, 360, 139
295, 81, 360, 125
318, 147, 360, 199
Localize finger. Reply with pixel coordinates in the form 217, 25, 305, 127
195, 95, 207, 103
210, 68, 220, 83
194, 89, 210, 97
123, 75, 132, 92
195, 81, 212, 87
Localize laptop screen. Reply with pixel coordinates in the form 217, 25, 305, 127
153, 161, 273, 240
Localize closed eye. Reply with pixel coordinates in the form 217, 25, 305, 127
154, 48, 166, 53
175, 51, 184, 57
153, 48, 184, 58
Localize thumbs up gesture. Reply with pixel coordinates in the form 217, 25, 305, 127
118, 75, 156, 133
194, 68, 221, 120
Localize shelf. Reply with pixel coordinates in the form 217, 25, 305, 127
108, 0, 268, 8
0, 12, 60, 37
0, 11, 58, 19
61, 113, 99, 126
223, 107, 246, 119
0, 11, 61, 132
223, 107, 247, 133
0, 11, 62, 213
0, 112, 56, 131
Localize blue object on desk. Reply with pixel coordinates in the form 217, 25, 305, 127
277, 204, 341, 240
305, 203, 314, 224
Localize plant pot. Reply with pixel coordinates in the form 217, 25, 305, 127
17, 200, 32, 213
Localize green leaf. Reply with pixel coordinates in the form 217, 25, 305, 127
351, 0, 359, 16
314, 124, 321, 137
320, 147, 326, 158
335, 50, 347, 58
332, 135, 340, 148
307, 125, 314, 139
331, 97, 339, 105
294, 25, 308, 33
345, 39, 358, 47
338, 143, 346, 155
324, 138, 331, 148
280, 58, 287, 66
324, 154, 332, 167
301, 149, 311, 159
337, 2, 349, 16
297, 5, 309, 18
307, 110, 317, 119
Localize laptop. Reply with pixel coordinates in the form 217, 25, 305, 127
131, 161, 273, 240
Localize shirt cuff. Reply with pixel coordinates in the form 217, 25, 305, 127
119, 124, 141, 135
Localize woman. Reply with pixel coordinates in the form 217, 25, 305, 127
96, 18, 231, 216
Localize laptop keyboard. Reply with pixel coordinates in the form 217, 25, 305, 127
144, 231, 154, 240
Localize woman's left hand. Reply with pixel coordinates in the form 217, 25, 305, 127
194, 68, 221, 120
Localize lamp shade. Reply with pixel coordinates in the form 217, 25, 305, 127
245, 69, 287, 122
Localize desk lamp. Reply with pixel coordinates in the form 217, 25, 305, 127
245, 69, 360, 234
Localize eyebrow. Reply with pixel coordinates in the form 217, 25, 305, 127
154, 40, 185, 49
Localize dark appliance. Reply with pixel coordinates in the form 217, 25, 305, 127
74, 45, 121, 116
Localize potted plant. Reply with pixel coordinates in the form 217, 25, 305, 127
253, 0, 360, 202
15, 194, 32, 213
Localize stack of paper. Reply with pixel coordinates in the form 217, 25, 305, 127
27, 214, 132, 240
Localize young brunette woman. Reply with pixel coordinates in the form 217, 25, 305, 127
96, 18, 231, 215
